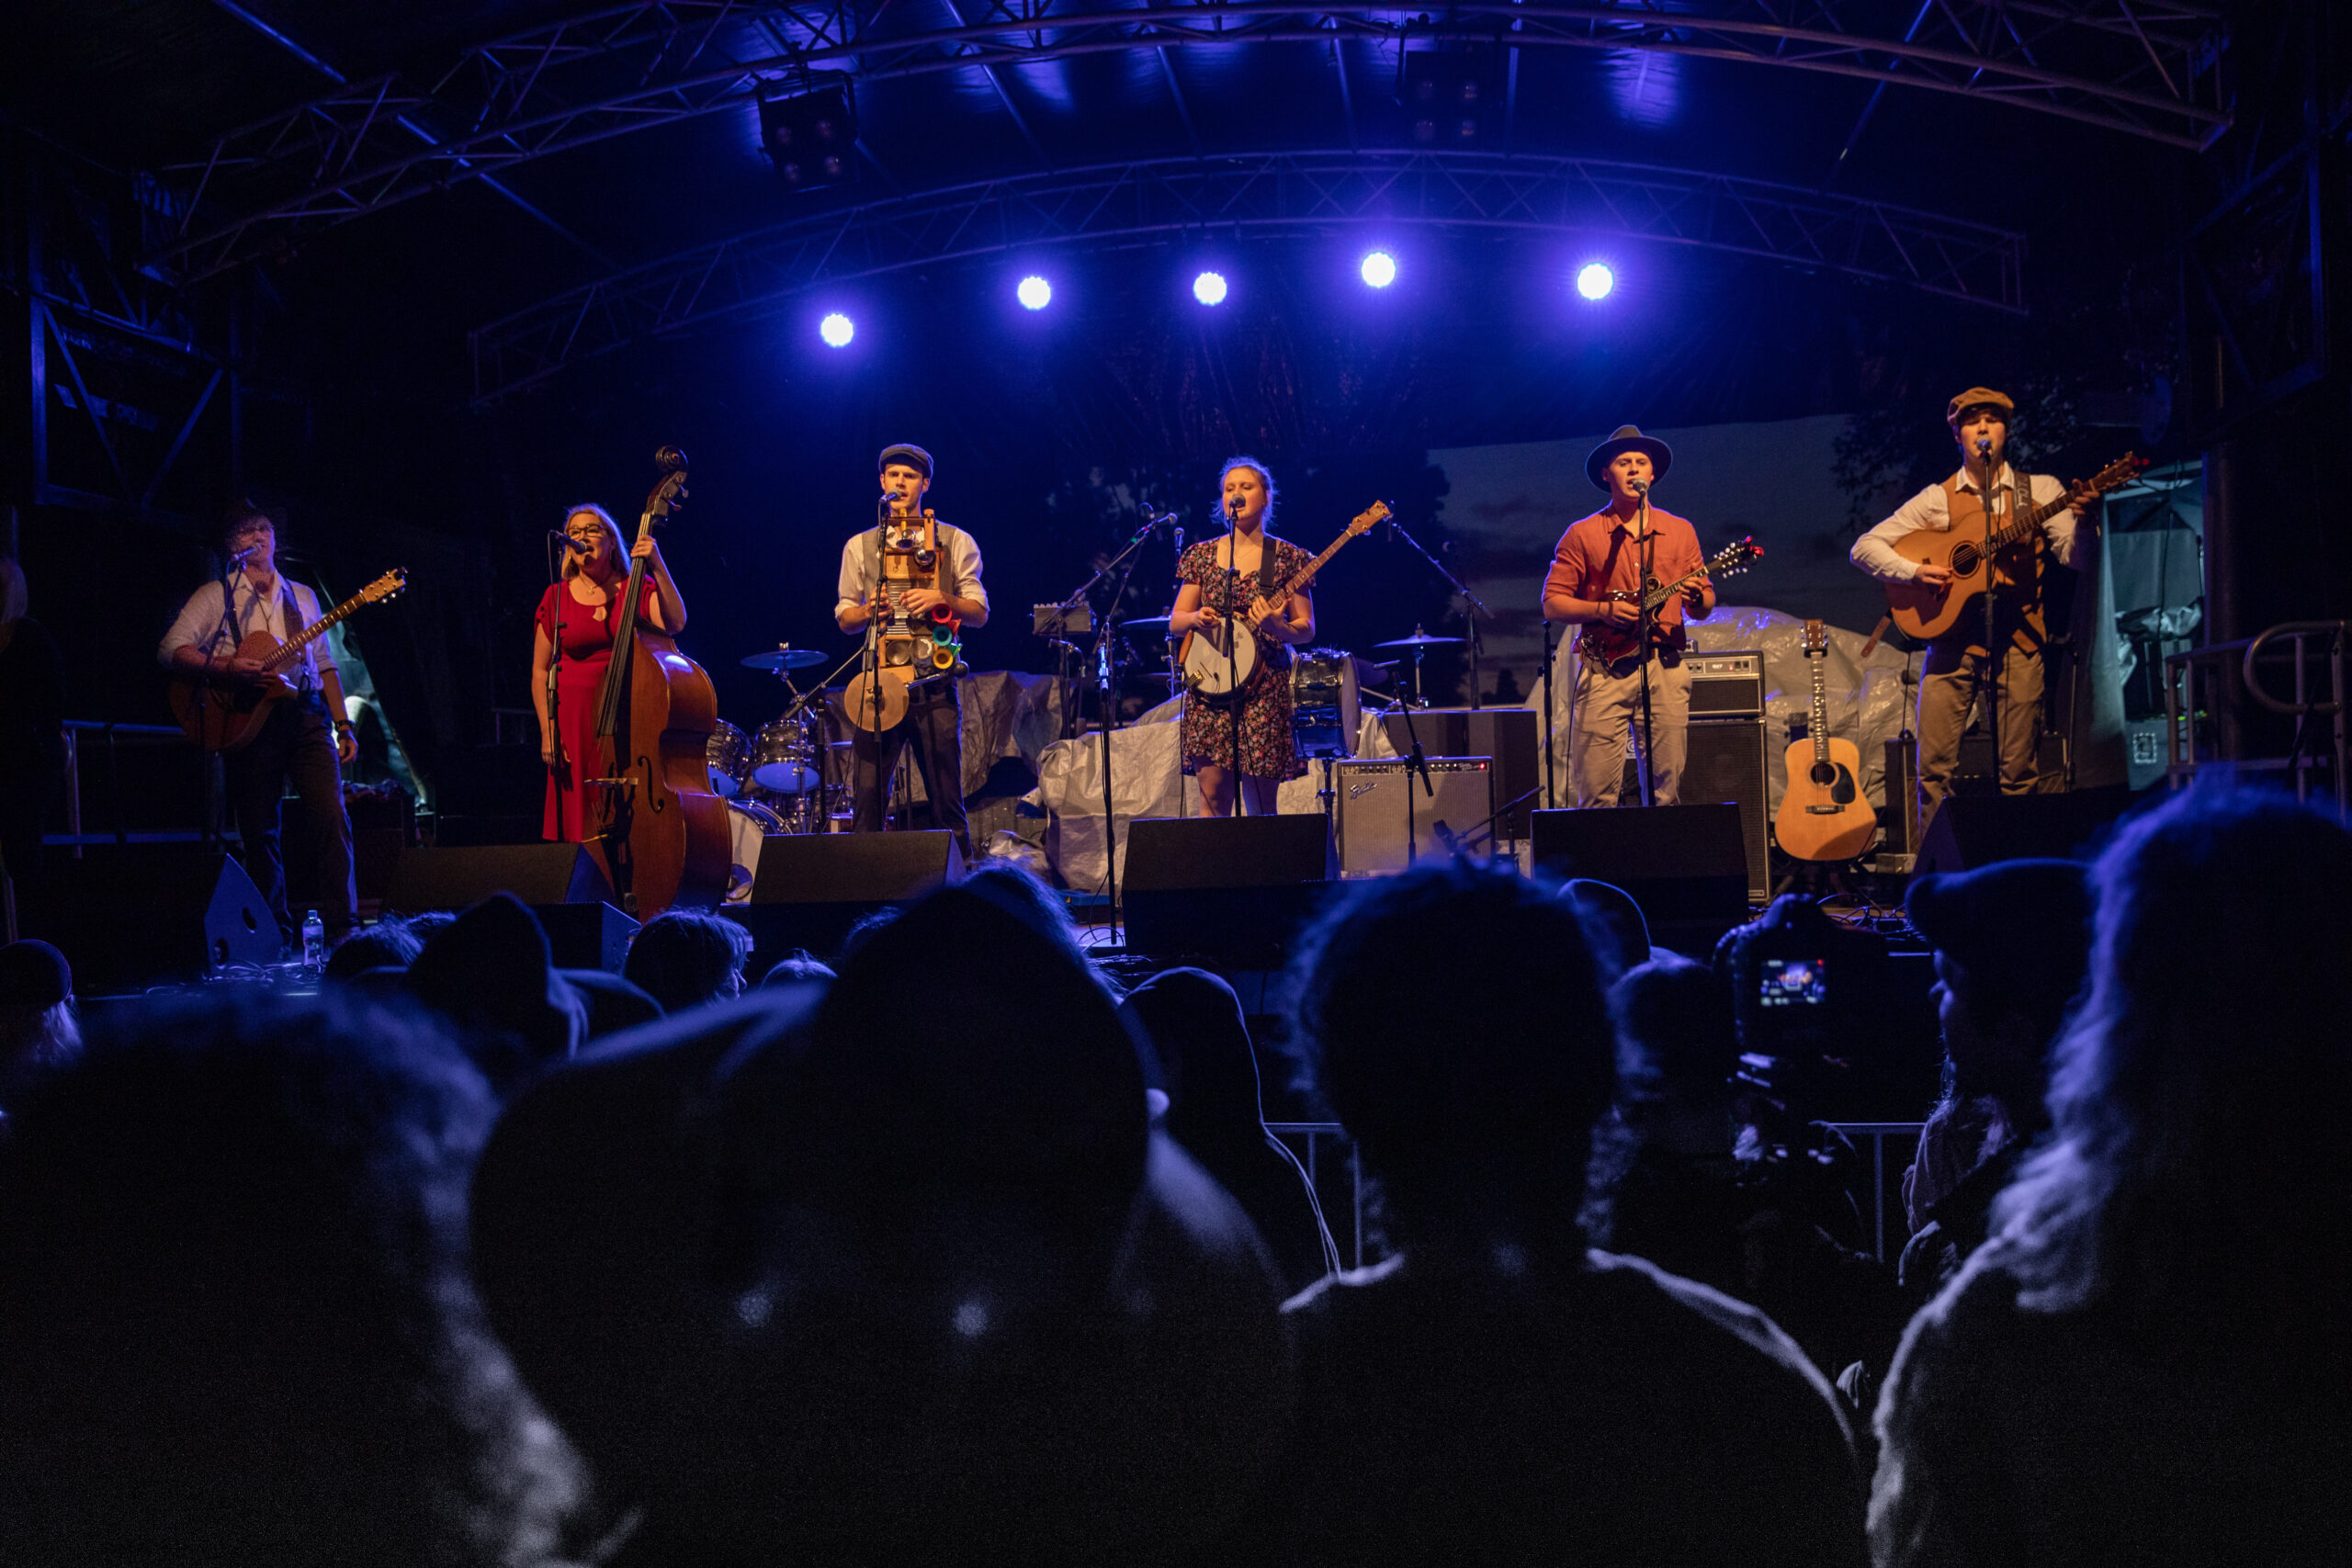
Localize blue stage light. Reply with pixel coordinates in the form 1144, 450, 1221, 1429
1017, 275, 1052, 310
1576, 263, 1615, 300
819, 311, 855, 346
1360, 251, 1397, 288
1193, 270, 1228, 306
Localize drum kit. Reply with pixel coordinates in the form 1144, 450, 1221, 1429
705, 645, 856, 899
1107, 617, 1467, 757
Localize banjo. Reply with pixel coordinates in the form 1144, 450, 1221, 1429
1180, 500, 1391, 701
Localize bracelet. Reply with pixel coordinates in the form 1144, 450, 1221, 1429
334, 720, 356, 732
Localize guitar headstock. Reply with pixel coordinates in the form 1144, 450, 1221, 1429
2081, 452, 2147, 498
1802, 617, 1828, 656
359, 569, 407, 604
1711, 536, 1764, 578
1349, 500, 1394, 536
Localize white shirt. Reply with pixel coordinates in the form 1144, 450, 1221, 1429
158, 573, 339, 690
834, 520, 989, 624
1851, 463, 2090, 582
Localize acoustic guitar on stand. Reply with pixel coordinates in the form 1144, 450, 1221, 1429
1181, 500, 1390, 701
169, 569, 408, 750
1883, 453, 2143, 640
1773, 619, 1878, 863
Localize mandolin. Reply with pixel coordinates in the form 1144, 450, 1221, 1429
1181, 501, 1390, 702
1883, 453, 2143, 640
169, 569, 407, 750
1578, 536, 1763, 671
583, 447, 729, 919
1772, 619, 1878, 863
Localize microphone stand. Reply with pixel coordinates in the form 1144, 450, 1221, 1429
862, 498, 893, 831
1385, 519, 1494, 708
1056, 510, 1166, 941
200, 545, 254, 848
1541, 619, 1557, 809
1976, 440, 2003, 795
1633, 484, 1658, 808
1225, 500, 1243, 816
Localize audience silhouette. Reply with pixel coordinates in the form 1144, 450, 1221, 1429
622, 908, 752, 1013
1271, 860, 1867, 1566
1871, 781, 2352, 1566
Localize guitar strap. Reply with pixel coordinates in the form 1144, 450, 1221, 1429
1258, 535, 1281, 603
281, 581, 313, 694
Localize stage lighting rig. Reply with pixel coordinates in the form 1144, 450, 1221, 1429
1017, 275, 1053, 310
820, 312, 855, 346
1361, 251, 1398, 288
1193, 271, 1229, 305
759, 79, 857, 190
1577, 263, 1615, 300
1401, 46, 1504, 148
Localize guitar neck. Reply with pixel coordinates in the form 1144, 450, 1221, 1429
1987, 480, 2069, 552
1263, 530, 1355, 606
262, 590, 362, 671
1809, 654, 1829, 763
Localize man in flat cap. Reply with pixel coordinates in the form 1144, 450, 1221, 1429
1851, 389, 2094, 832
1542, 425, 1716, 807
834, 444, 989, 856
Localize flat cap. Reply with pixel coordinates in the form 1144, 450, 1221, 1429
1945, 387, 2015, 426
876, 443, 933, 479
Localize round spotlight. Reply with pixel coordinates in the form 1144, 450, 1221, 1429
1193, 270, 1229, 306
1576, 263, 1615, 301
1360, 251, 1397, 288
1016, 275, 1052, 310
819, 311, 855, 347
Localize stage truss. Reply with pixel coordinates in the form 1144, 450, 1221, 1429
149, 0, 2226, 284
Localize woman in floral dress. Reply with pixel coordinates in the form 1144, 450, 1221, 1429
1170, 457, 1317, 816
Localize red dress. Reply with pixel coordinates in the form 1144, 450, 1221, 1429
537, 580, 620, 842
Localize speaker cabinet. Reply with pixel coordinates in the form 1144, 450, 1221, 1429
1380, 709, 1539, 836
1883, 733, 1922, 859
1333, 758, 1495, 876
1686, 650, 1765, 716
17, 852, 279, 992
1915, 787, 2138, 874
1684, 717, 1770, 902
386, 844, 616, 912
1122, 815, 1335, 962
729, 830, 966, 964
1530, 804, 1752, 929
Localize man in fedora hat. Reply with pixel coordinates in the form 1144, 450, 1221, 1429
835, 443, 989, 857
1542, 425, 1716, 807
1850, 389, 2094, 830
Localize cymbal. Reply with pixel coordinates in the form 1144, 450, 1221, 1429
1372, 632, 1465, 649
740, 648, 828, 671
1120, 615, 1177, 636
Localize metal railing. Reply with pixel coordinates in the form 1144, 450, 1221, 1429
1269, 1119, 1925, 1269
2165, 620, 2347, 810
51, 720, 222, 856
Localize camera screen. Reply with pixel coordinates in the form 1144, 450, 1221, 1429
1758, 958, 1828, 1008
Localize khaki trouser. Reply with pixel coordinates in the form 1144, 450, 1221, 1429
1916, 635, 2046, 832
1570, 653, 1692, 807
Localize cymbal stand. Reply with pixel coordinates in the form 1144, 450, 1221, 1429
1386, 520, 1494, 708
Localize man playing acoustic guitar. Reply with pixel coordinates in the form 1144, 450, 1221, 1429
1849, 388, 2094, 831
158, 502, 358, 949
1542, 425, 1715, 808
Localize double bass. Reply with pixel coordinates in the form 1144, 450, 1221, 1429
585, 447, 730, 918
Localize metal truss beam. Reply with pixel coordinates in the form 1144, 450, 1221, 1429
468, 148, 2027, 402
150, 0, 2226, 284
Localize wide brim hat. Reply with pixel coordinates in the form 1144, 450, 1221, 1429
1585, 425, 1673, 490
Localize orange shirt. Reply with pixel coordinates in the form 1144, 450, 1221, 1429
1543, 506, 1706, 647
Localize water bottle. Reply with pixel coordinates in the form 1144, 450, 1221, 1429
301, 909, 326, 970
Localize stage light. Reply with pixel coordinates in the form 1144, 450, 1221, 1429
1016, 275, 1052, 310
819, 311, 854, 346
758, 82, 858, 190
1360, 251, 1397, 288
1193, 270, 1228, 306
1577, 262, 1615, 300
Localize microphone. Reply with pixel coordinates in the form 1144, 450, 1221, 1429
1173, 525, 1185, 558
1629, 479, 1649, 495
1227, 495, 1242, 521
549, 531, 592, 552
1976, 438, 1993, 457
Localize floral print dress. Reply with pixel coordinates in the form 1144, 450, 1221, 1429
1177, 535, 1312, 782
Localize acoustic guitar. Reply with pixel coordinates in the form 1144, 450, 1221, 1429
1772, 619, 1878, 863
1180, 501, 1390, 701
1883, 453, 2143, 640
168, 569, 408, 750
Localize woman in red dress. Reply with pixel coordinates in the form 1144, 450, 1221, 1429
1169, 457, 1317, 817
530, 503, 689, 841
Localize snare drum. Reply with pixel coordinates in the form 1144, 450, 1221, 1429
752, 716, 821, 795
706, 720, 752, 797
722, 797, 787, 904
1291, 648, 1361, 759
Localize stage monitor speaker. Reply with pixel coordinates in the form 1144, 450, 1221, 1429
1683, 716, 1770, 902
16, 852, 278, 992
1915, 787, 2138, 874
1883, 734, 1922, 859
729, 830, 967, 963
1379, 709, 1539, 836
1333, 758, 1495, 876
1530, 804, 1751, 929
1122, 815, 1335, 962
385, 844, 615, 912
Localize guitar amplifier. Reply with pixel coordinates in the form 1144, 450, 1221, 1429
1686, 650, 1764, 716
1335, 758, 1494, 876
